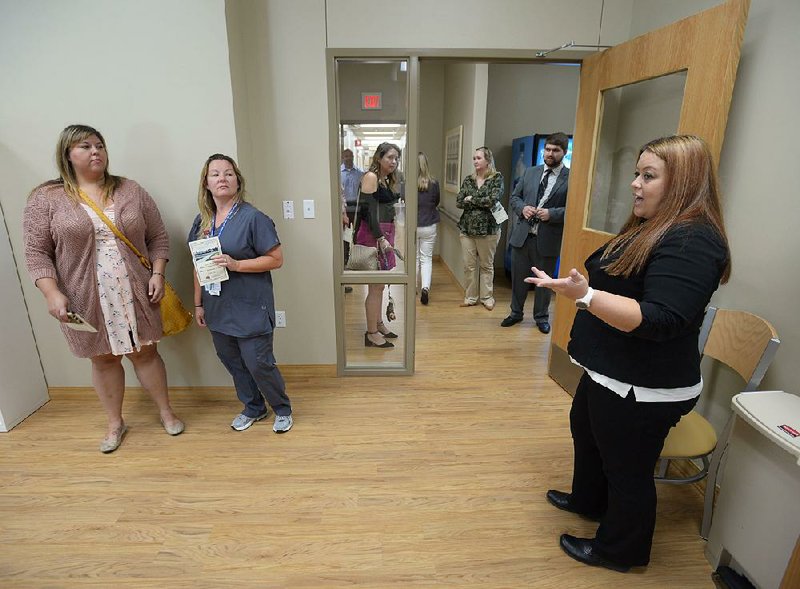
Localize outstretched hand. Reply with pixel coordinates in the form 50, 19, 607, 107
524, 267, 589, 301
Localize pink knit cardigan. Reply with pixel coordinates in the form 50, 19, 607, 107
23, 178, 170, 358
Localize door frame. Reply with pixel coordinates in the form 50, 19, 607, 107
327, 51, 420, 375
326, 50, 589, 375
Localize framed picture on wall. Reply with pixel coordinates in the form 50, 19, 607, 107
444, 125, 463, 192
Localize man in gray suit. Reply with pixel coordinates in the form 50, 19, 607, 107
501, 132, 570, 333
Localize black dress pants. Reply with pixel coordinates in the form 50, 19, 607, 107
568, 373, 697, 566
510, 233, 556, 323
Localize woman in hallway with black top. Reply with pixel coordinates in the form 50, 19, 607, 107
526, 135, 731, 572
354, 142, 402, 348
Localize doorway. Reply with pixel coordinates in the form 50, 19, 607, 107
330, 55, 582, 375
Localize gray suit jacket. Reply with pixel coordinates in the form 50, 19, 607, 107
508, 164, 569, 257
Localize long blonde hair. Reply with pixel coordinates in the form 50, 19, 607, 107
417, 151, 436, 192
602, 135, 731, 283
471, 146, 497, 180
36, 124, 121, 204
195, 153, 247, 238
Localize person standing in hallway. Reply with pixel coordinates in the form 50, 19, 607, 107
502, 132, 570, 333
23, 124, 184, 453
340, 148, 364, 272
456, 147, 503, 311
354, 142, 402, 348
189, 153, 293, 434
415, 152, 440, 305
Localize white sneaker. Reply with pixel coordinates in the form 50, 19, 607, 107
273, 414, 293, 433
231, 411, 268, 431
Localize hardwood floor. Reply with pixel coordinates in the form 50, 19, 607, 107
0, 261, 714, 587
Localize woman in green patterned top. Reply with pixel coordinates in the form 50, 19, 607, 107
456, 147, 504, 310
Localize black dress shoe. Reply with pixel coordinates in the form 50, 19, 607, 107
364, 332, 394, 348
420, 288, 429, 305
377, 323, 398, 338
536, 321, 551, 334
559, 534, 631, 573
500, 315, 523, 327
545, 490, 602, 521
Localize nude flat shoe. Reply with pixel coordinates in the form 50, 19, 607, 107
161, 418, 185, 436
100, 423, 128, 453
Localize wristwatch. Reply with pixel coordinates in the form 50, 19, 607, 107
575, 287, 594, 310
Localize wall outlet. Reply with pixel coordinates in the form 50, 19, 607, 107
275, 310, 286, 328
282, 200, 294, 219
303, 199, 315, 219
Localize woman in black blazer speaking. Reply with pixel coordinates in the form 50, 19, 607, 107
527, 135, 731, 572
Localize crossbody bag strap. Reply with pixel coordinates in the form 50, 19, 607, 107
349, 185, 363, 245
78, 189, 152, 271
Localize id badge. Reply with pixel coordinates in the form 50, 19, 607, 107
206, 282, 221, 296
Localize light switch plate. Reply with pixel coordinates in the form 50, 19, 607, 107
275, 310, 286, 328
303, 199, 315, 219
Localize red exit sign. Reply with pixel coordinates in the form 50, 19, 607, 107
361, 92, 382, 110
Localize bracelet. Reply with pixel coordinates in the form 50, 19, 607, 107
152, 271, 165, 277
194, 304, 203, 308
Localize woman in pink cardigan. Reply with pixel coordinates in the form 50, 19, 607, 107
23, 124, 184, 453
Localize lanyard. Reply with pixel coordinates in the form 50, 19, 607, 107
210, 203, 239, 238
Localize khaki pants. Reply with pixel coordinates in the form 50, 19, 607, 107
460, 233, 499, 305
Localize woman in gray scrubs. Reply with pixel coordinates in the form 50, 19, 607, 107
189, 154, 293, 433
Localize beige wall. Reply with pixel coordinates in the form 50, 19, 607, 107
485, 63, 580, 268
418, 63, 446, 187
225, 0, 336, 365
436, 64, 489, 287
418, 62, 446, 257
325, 0, 633, 50
485, 63, 581, 203
0, 0, 238, 387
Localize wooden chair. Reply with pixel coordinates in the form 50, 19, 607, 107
655, 306, 780, 539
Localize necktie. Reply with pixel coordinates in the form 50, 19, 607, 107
537, 169, 551, 199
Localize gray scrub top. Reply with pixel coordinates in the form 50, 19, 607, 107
188, 202, 280, 338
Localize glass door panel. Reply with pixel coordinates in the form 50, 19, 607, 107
587, 71, 687, 234
334, 58, 414, 372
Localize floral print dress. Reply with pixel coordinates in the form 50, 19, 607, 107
81, 204, 148, 355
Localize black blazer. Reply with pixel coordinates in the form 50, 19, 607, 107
508, 164, 569, 256
568, 223, 729, 389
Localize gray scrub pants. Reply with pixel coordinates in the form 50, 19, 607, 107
210, 331, 292, 418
